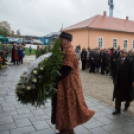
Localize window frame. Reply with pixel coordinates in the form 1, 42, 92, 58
132, 40, 134, 50
123, 39, 128, 50
98, 37, 103, 48
113, 38, 118, 49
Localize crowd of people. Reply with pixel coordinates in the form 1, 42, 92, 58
75, 45, 134, 115
11, 43, 25, 64
0, 43, 25, 65
76, 46, 134, 78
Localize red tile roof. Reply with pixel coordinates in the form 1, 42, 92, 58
63, 15, 134, 33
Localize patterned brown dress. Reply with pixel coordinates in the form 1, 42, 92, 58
56, 46, 95, 130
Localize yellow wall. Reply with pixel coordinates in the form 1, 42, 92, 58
65, 28, 134, 50
90, 29, 134, 50
65, 28, 89, 50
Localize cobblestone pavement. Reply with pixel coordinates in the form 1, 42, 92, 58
80, 69, 134, 117
0, 61, 134, 134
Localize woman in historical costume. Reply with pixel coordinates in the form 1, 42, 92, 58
51, 32, 95, 134
12, 43, 19, 64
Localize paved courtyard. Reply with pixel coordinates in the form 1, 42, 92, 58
0, 59, 134, 134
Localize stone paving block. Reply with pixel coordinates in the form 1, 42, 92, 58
90, 127, 110, 134
2, 105, 15, 112
13, 113, 33, 120
15, 118, 32, 128
94, 112, 107, 118
30, 128, 55, 134
106, 114, 123, 121
99, 102, 110, 107
87, 117, 97, 122
17, 108, 31, 114
44, 107, 51, 113
0, 123, 16, 132
89, 107, 102, 113
102, 123, 123, 132
30, 115, 50, 122
47, 112, 51, 117
0, 111, 18, 117
45, 120, 59, 133
0, 108, 3, 113
0, 116, 14, 125
111, 129, 127, 134
32, 121, 50, 130
13, 103, 28, 109
87, 103, 96, 108
82, 120, 105, 129
10, 126, 36, 134
101, 108, 113, 114
0, 87, 10, 92
5, 96, 17, 103
44, 102, 51, 108
96, 105, 107, 110
115, 119, 134, 127
74, 125, 91, 134
6, 91, 15, 96
0, 131, 10, 134
31, 109, 46, 116
96, 117, 114, 125
1, 102, 18, 107
123, 126, 134, 134
0, 90, 7, 96
0, 97, 5, 103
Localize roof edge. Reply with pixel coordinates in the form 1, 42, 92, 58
62, 14, 100, 31
89, 27, 134, 34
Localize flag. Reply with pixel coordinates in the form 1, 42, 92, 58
108, 0, 110, 5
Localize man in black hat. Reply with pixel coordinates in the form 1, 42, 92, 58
52, 32, 95, 134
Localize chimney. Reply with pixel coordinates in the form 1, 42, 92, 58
126, 16, 129, 20
103, 11, 107, 18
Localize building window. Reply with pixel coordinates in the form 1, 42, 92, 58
113, 39, 117, 48
133, 40, 134, 49
123, 40, 128, 49
98, 38, 103, 48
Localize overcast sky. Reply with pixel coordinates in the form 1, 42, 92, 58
0, 0, 134, 36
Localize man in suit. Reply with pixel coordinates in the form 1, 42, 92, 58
81, 48, 87, 70
89, 49, 96, 73
131, 50, 134, 61
113, 49, 134, 115
100, 49, 108, 75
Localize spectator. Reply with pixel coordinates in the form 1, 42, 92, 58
113, 49, 134, 115
29, 46, 32, 54
81, 48, 87, 70
19, 45, 24, 64
89, 49, 96, 73
12, 44, 19, 64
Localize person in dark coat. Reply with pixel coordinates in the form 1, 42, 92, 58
104, 49, 109, 75
130, 50, 134, 61
111, 49, 118, 81
19, 45, 24, 64
100, 49, 108, 75
81, 48, 87, 70
114, 46, 120, 60
89, 49, 96, 73
95, 50, 101, 72
113, 49, 134, 115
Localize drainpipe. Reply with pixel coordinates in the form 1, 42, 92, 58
88, 28, 90, 49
